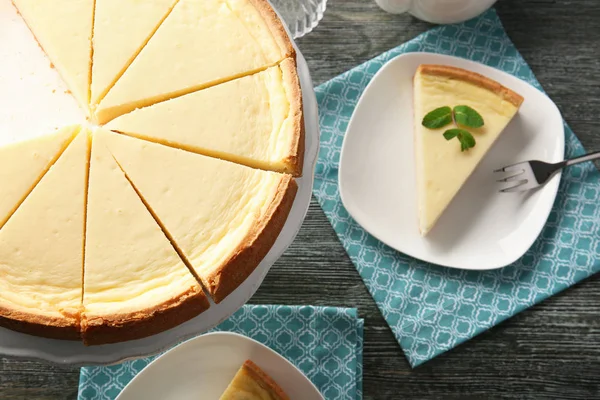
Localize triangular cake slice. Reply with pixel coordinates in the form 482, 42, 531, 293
90, 0, 179, 105
12, 0, 94, 110
95, 0, 294, 123
0, 126, 78, 230
106, 59, 304, 176
219, 360, 290, 400
82, 133, 209, 345
414, 64, 524, 235
0, 128, 89, 340
97, 129, 297, 303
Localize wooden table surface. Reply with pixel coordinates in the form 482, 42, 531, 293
2, 1, 600, 399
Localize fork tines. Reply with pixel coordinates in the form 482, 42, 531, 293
494, 163, 533, 192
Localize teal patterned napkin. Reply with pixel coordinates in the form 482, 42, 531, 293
78, 306, 363, 400
313, 8, 599, 367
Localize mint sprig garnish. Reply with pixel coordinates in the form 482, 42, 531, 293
453, 105, 484, 128
422, 106, 452, 129
421, 105, 484, 152
443, 129, 476, 152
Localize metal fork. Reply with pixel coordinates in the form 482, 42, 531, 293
495, 150, 600, 192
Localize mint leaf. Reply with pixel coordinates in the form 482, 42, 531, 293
422, 106, 452, 129
443, 129, 476, 152
453, 105, 484, 128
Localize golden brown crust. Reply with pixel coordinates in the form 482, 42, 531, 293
279, 58, 305, 177
417, 64, 524, 107
81, 286, 209, 345
246, 0, 295, 59
205, 175, 298, 303
0, 305, 80, 340
242, 360, 291, 400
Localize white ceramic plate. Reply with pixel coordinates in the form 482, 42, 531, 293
339, 52, 564, 270
0, 0, 319, 365
116, 332, 324, 400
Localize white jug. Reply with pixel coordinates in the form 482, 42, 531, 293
375, 0, 497, 24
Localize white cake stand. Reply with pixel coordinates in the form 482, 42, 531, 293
0, 0, 319, 366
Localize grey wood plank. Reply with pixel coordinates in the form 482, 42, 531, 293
1, 0, 599, 399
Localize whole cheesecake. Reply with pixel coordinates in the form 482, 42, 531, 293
0, 0, 303, 343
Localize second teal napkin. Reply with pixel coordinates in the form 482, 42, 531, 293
78, 305, 363, 400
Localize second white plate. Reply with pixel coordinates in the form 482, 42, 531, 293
339, 52, 564, 270
116, 332, 324, 400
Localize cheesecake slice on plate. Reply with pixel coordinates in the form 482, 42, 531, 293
220, 360, 290, 400
97, 129, 297, 303
95, 0, 294, 123
106, 59, 304, 176
0, 129, 89, 339
414, 64, 524, 236
12, 0, 94, 110
90, 0, 179, 105
82, 133, 209, 345
0, 126, 78, 229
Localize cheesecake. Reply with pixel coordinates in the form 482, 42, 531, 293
12, 0, 94, 111
98, 129, 297, 303
1, 0, 302, 343
0, 126, 78, 230
106, 59, 304, 176
414, 64, 524, 235
0, 129, 89, 340
95, 0, 294, 123
219, 360, 290, 400
82, 133, 209, 345
90, 0, 178, 105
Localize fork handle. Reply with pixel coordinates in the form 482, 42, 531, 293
564, 150, 600, 167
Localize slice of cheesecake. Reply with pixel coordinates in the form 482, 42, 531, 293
0, 126, 78, 230
82, 132, 209, 345
90, 0, 179, 105
97, 129, 297, 303
95, 0, 294, 123
414, 64, 524, 236
106, 59, 304, 176
219, 360, 290, 400
12, 0, 94, 111
0, 129, 89, 340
